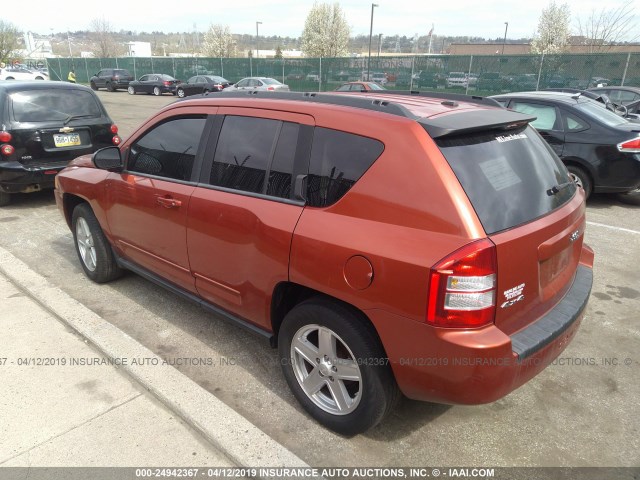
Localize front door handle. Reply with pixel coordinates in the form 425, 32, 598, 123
156, 196, 182, 208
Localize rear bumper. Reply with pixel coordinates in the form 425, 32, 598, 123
0, 161, 66, 193
368, 262, 593, 404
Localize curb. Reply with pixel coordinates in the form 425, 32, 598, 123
0, 246, 310, 475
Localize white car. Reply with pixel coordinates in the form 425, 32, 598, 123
446, 72, 468, 88
0, 66, 49, 81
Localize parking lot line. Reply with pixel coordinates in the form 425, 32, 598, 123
587, 221, 640, 235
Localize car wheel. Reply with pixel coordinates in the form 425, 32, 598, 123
153, 86, 161, 96
0, 191, 10, 207
177, 88, 185, 98
90, 81, 98, 91
5, 77, 15, 80
567, 165, 592, 199
72, 203, 122, 283
278, 298, 399, 435
127, 86, 135, 95
35, 76, 44, 80
106, 82, 115, 92
617, 188, 640, 206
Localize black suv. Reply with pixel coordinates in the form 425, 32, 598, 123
492, 91, 640, 199
0, 81, 120, 206
90, 69, 134, 92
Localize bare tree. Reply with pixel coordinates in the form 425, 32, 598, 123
301, 2, 350, 57
90, 17, 118, 58
576, 0, 638, 53
531, 1, 571, 55
202, 24, 234, 58
0, 20, 21, 64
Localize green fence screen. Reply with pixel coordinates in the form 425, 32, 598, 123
42, 52, 640, 95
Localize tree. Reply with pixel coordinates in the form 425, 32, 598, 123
90, 16, 118, 58
202, 24, 234, 58
531, 1, 571, 55
0, 20, 21, 64
275, 45, 283, 59
301, 2, 350, 57
576, 0, 638, 53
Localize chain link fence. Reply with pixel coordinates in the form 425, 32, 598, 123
42, 53, 640, 94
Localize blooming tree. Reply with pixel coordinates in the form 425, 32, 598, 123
301, 2, 350, 57
531, 1, 571, 55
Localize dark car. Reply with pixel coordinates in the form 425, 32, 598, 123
416, 71, 446, 89
55, 90, 593, 434
0, 81, 120, 206
90, 69, 134, 92
127, 74, 180, 96
477, 72, 511, 92
589, 86, 640, 113
492, 91, 640, 199
175, 75, 231, 98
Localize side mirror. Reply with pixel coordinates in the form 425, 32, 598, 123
93, 146, 123, 171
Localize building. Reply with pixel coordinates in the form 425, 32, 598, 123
126, 42, 152, 57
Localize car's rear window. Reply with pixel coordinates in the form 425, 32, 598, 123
262, 78, 282, 85
436, 125, 575, 234
10, 89, 103, 123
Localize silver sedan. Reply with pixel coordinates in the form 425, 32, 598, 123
225, 77, 290, 92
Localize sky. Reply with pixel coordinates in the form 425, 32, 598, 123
5, 0, 639, 41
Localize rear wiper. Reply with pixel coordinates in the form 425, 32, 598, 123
547, 181, 575, 196
64, 114, 94, 126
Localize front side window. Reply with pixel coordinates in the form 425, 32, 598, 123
307, 128, 384, 208
128, 116, 206, 181
510, 102, 560, 131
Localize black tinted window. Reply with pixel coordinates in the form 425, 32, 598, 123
307, 128, 384, 207
436, 125, 575, 234
128, 116, 205, 181
210, 116, 280, 194
10, 89, 102, 122
267, 122, 299, 198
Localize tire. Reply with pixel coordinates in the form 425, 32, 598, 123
127, 86, 135, 95
0, 191, 10, 207
278, 298, 399, 435
6, 77, 14, 80
153, 86, 161, 96
35, 76, 44, 80
617, 188, 640, 206
567, 165, 592, 199
90, 81, 98, 90
176, 88, 185, 98
71, 203, 122, 283
106, 82, 115, 92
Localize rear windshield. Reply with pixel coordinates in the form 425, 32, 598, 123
436, 125, 576, 234
576, 100, 628, 127
10, 89, 103, 123
261, 78, 282, 85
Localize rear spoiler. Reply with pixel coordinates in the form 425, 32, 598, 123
420, 109, 537, 139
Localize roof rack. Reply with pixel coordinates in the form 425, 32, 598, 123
208, 90, 416, 119
387, 90, 503, 108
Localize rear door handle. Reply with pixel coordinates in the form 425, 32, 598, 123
156, 196, 182, 208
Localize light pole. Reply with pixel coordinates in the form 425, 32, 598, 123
502, 22, 509, 55
377, 33, 383, 59
256, 21, 262, 58
367, 3, 378, 82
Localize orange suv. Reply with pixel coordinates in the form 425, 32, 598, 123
55, 91, 594, 435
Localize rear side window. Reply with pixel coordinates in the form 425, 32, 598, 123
209, 116, 298, 199
510, 102, 560, 130
128, 116, 206, 181
10, 89, 103, 123
307, 128, 384, 208
436, 125, 575, 234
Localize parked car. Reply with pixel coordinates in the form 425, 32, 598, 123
127, 74, 180, 96
446, 72, 468, 88
176, 75, 231, 98
477, 72, 510, 92
416, 71, 446, 89
90, 69, 134, 92
306, 72, 320, 82
0, 66, 48, 81
286, 71, 305, 81
0, 81, 120, 206
55, 90, 593, 434
224, 77, 289, 92
511, 74, 538, 91
589, 86, 640, 110
492, 91, 640, 199
370, 72, 387, 85
334, 82, 386, 92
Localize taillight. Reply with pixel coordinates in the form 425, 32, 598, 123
110, 124, 118, 134
163, 81, 171, 86
267, 86, 275, 91
112, 135, 122, 145
1, 144, 15, 156
427, 239, 497, 328
0, 131, 11, 143
618, 137, 640, 153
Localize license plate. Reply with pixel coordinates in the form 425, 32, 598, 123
53, 133, 81, 147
